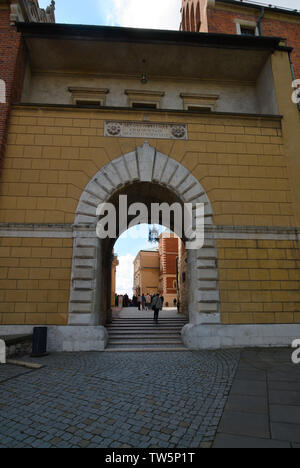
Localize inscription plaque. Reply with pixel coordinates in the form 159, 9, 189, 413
105, 121, 188, 140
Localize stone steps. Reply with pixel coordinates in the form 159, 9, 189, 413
106, 314, 188, 352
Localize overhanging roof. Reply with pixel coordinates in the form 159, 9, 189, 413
17, 22, 290, 82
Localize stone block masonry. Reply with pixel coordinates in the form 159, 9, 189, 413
0, 105, 299, 337
0, 107, 293, 228
218, 239, 300, 325
0, 237, 72, 326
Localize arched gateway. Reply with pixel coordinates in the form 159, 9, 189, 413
68, 143, 221, 350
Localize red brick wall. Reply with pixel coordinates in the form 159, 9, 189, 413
159, 237, 179, 275
0, 9, 26, 174
206, 8, 300, 79
166, 277, 177, 294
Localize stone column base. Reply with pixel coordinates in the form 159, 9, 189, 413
182, 323, 300, 350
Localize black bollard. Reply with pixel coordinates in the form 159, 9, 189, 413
31, 327, 48, 358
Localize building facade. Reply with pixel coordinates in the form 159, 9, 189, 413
133, 233, 186, 309
133, 250, 160, 297
159, 233, 180, 307
181, 0, 300, 77
0, 2, 299, 351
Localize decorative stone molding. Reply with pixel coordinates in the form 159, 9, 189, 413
74, 142, 213, 226
10, 0, 55, 25
180, 93, 219, 111
0, 223, 299, 241
207, 0, 216, 8
68, 87, 109, 106
234, 19, 259, 37
104, 121, 188, 140
125, 89, 165, 109
71, 142, 219, 327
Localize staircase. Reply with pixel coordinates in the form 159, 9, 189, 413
105, 312, 188, 352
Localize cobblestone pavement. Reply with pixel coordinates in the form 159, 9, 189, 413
0, 350, 239, 448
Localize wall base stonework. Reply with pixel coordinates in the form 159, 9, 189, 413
1, 323, 300, 351
0, 325, 108, 352
182, 323, 300, 350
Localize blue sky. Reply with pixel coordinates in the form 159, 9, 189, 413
113, 225, 166, 296
39, 0, 299, 29
38, 0, 182, 29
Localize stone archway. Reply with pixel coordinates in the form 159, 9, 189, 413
68, 143, 221, 347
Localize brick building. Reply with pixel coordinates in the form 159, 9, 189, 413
133, 233, 186, 309
158, 233, 181, 308
181, 0, 300, 78
0, 2, 299, 351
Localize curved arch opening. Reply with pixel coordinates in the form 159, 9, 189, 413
99, 180, 190, 326
69, 143, 220, 345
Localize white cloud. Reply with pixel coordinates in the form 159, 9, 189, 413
107, 0, 182, 30
116, 254, 135, 295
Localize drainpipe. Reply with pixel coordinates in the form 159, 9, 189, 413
257, 7, 265, 36
289, 52, 300, 112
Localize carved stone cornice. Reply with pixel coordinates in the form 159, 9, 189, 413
10, 0, 55, 25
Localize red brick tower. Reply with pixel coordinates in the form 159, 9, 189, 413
0, 0, 55, 174
180, 0, 300, 78
0, 1, 23, 173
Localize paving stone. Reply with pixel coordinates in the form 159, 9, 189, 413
269, 390, 300, 406
218, 411, 270, 439
225, 395, 268, 414
213, 434, 290, 449
230, 380, 268, 397
271, 423, 300, 444
270, 405, 300, 425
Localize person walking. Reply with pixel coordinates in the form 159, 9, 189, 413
142, 294, 146, 310
146, 293, 151, 311
137, 294, 142, 311
152, 293, 163, 323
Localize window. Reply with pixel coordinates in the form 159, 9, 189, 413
132, 102, 157, 110
75, 100, 103, 107
125, 89, 165, 109
235, 19, 258, 37
68, 87, 109, 106
182, 273, 186, 283
187, 105, 213, 112
241, 26, 256, 36
181, 93, 219, 112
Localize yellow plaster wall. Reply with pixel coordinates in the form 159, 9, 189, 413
271, 51, 300, 226
0, 105, 299, 326
0, 237, 72, 325
218, 239, 300, 324
0, 106, 295, 228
